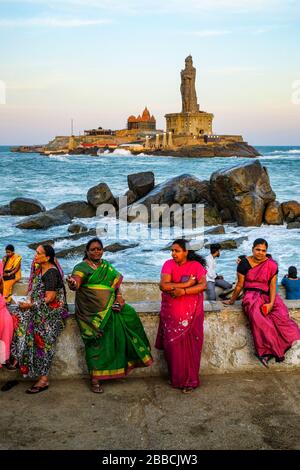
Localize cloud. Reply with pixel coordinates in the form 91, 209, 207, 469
0, 17, 112, 27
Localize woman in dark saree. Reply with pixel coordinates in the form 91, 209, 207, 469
67, 238, 153, 393
224, 238, 300, 367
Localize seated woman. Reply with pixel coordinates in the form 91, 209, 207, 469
0, 260, 13, 367
8, 244, 68, 393
223, 238, 300, 367
155, 239, 207, 393
281, 266, 300, 300
2, 244, 22, 304
67, 238, 153, 393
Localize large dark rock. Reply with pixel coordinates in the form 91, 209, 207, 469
87, 183, 116, 209
204, 225, 226, 235
28, 228, 97, 250
205, 237, 248, 250
9, 197, 46, 216
264, 201, 283, 225
210, 160, 276, 226
16, 209, 72, 230
0, 204, 11, 215
281, 201, 300, 222
127, 174, 217, 225
123, 190, 138, 205
68, 222, 88, 234
54, 201, 96, 219
127, 171, 155, 198
56, 241, 138, 258
287, 219, 300, 230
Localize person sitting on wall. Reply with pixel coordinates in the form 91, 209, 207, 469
2, 245, 22, 304
205, 243, 232, 301
281, 266, 300, 300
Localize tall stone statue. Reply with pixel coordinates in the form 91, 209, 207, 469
180, 55, 199, 113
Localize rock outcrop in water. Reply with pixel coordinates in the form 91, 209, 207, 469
16, 209, 72, 230
210, 160, 276, 226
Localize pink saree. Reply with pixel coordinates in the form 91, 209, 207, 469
155, 259, 206, 389
0, 261, 13, 364
242, 257, 300, 361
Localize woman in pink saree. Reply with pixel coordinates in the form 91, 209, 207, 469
224, 238, 300, 367
155, 239, 207, 393
0, 260, 13, 366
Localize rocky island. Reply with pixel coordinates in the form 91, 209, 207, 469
11, 56, 260, 159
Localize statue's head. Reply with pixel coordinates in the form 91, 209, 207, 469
185, 55, 193, 66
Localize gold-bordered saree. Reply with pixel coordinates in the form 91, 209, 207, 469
73, 259, 153, 379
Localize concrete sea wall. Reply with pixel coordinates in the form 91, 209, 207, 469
6, 281, 300, 380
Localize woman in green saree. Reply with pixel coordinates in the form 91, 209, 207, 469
67, 238, 153, 393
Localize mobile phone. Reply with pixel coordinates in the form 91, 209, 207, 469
261, 305, 268, 316
181, 275, 190, 283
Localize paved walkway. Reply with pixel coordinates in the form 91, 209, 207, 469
1, 371, 300, 450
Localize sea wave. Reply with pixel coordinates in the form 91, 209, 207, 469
264, 149, 300, 156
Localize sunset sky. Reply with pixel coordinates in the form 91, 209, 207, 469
0, 0, 300, 145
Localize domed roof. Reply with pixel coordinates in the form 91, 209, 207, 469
141, 107, 151, 121
127, 115, 137, 122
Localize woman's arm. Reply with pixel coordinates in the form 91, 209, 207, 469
223, 272, 245, 305
66, 274, 83, 291
170, 276, 207, 298
159, 273, 197, 292
263, 275, 277, 314
115, 286, 125, 308
7, 261, 21, 275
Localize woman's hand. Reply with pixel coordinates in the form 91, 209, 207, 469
185, 275, 197, 288
66, 275, 77, 290
116, 294, 125, 308
222, 299, 235, 305
261, 303, 273, 315
18, 301, 33, 310
170, 288, 185, 298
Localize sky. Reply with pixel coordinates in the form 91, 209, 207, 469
0, 0, 300, 145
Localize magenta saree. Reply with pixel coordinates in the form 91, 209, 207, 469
242, 257, 300, 361
155, 259, 206, 389
0, 261, 13, 364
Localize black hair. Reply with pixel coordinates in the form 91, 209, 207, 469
83, 238, 103, 260
253, 238, 268, 249
5, 244, 15, 252
172, 239, 206, 268
210, 243, 221, 255
288, 266, 297, 279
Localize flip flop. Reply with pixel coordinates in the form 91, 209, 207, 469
25, 384, 49, 394
91, 381, 104, 394
1, 380, 19, 392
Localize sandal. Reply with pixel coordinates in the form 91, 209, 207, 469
91, 381, 104, 394
256, 355, 269, 369
1, 380, 19, 392
5, 361, 18, 371
26, 381, 49, 394
182, 387, 194, 394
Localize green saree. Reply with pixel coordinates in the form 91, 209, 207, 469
73, 260, 153, 379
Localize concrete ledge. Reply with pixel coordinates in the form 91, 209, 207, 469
4, 300, 300, 381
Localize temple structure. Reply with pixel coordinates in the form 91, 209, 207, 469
127, 107, 156, 131
165, 56, 214, 136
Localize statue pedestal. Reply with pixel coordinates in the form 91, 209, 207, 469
165, 111, 214, 137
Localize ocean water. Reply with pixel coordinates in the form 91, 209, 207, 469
0, 145, 299, 283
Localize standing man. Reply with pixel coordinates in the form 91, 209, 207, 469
206, 243, 232, 301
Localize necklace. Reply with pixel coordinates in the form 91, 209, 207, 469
88, 260, 102, 270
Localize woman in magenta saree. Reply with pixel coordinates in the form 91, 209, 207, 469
0, 260, 13, 366
224, 238, 300, 367
155, 239, 207, 393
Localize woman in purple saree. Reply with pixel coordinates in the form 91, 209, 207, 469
224, 238, 300, 367
155, 239, 207, 393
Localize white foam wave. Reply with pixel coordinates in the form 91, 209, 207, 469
264, 149, 300, 156
110, 149, 132, 156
